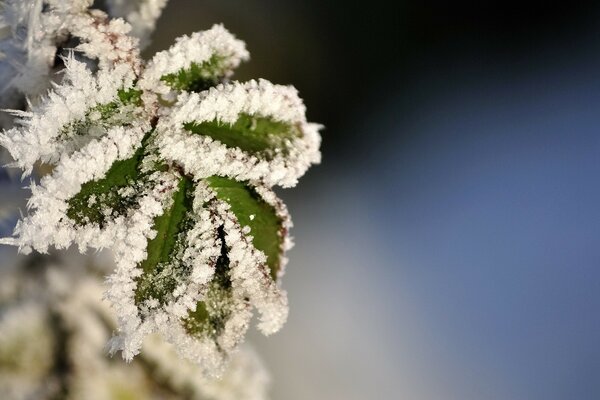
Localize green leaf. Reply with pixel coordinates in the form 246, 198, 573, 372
135, 176, 195, 305
66, 144, 146, 227
183, 114, 301, 158
206, 176, 284, 280
160, 55, 228, 92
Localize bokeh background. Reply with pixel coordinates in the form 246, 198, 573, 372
4, 1, 600, 399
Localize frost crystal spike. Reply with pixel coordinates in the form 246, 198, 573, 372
0, 1, 321, 374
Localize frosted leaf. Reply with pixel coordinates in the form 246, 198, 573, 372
157, 79, 321, 187
0, 0, 161, 131
10, 123, 148, 253
106, 177, 291, 369
110, 177, 221, 363
0, 56, 139, 173
177, 179, 289, 362
140, 24, 249, 99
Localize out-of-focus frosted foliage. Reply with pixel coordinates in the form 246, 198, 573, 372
0, 254, 270, 400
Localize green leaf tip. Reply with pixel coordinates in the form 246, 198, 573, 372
160, 55, 230, 92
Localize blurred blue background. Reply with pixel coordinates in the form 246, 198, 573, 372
3, 1, 599, 399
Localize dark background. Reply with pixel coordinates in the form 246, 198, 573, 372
145, 1, 600, 399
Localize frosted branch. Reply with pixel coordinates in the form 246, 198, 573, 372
0, 1, 321, 377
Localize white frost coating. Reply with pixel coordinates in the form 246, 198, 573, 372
122, 181, 289, 369
170, 79, 306, 125
157, 79, 321, 187
156, 182, 289, 366
10, 123, 147, 254
0, 0, 155, 130
210, 184, 291, 338
152, 195, 254, 369
104, 0, 169, 48
0, 57, 137, 173
140, 24, 249, 98
0, 1, 120, 112
155, 282, 253, 373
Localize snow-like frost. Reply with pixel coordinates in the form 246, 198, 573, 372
0, 0, 157, 130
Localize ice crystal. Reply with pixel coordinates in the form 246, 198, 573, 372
0, 0, 321, 373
